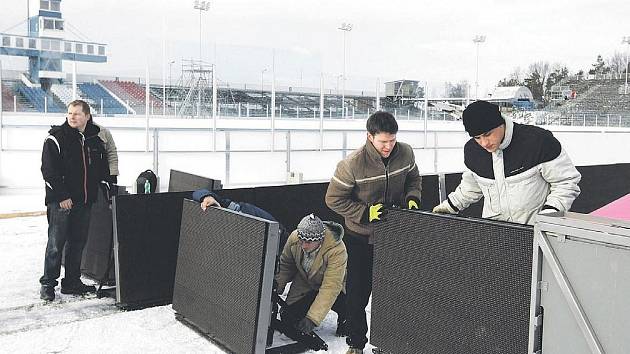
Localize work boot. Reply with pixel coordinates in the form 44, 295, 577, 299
40, 286, 55, 301
60, 280, 96, 295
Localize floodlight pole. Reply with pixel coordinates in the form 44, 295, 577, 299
169, 60, 176, 87
169, 60, 177, 115
338, 23, 353, 118
473, 35, 486, 100
194, 1, 210, 62
623, 36, 630, 94
0, 59, 3, 151
261, 68, 267, 98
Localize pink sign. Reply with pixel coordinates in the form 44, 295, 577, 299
590, 193, 630, 221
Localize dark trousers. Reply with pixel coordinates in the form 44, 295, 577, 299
281, 290, 347, 327
344, 231, 374, 349
39, 202, 92, 287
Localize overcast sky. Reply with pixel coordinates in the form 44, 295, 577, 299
1, 0, 628, 95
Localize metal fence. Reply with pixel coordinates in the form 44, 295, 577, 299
3, 116, 630, 190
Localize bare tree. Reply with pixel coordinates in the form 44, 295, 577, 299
445, 81, 468, 98
589, 54, 610, 75
497, 67, 524, 87
545, 63, 570, 96
608, 52, 626, 75
524, 61, 551, 100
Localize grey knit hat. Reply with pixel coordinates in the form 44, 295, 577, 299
297, 214, 325, 242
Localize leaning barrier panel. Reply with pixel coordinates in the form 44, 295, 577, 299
173, 200, 278, 354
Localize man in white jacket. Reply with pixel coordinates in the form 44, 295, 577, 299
433, 100, 581, 225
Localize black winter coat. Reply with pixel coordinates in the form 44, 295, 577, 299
41, 120, 110, 205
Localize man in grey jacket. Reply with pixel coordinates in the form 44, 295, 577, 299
433, 100, 581, 225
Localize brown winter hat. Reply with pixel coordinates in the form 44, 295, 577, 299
462, 101, 505, 137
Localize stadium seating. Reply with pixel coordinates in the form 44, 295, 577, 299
78, 83, 127, 115
1, 84, 11, 109
100, 80, 162, 115
1, 76, 421, 119
16, 86, 64, 113
50, 84, 72, 105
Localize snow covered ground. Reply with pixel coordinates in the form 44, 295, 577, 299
0, 189, 372, 353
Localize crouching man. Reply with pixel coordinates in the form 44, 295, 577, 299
275, 214, 348, 339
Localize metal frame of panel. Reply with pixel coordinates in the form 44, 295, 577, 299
529, 212, 630, 354
172, 200, 279, 354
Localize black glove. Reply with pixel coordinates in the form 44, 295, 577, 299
406, 196, 420, 210
273, 279, 284, 295
295, 317, 316, 334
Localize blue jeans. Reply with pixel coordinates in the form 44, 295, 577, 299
39, 202, 92, 287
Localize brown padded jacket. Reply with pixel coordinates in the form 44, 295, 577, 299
275, 221, 346, 325
325, 139, 421, 242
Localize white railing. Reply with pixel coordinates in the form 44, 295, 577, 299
1, 116, 630, 190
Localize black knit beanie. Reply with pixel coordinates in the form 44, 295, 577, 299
462, 101, 505, 137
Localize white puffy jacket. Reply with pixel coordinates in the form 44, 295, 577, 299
446, 117, 581, 225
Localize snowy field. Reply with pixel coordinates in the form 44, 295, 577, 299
0, 190, 371, 353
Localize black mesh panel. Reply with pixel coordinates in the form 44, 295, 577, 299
371, 209, 533, 354
420, 174, 439, 211
444, 172, 483, 217
81, 185, 127, 283
219, 182, 343, 232
168, 169, 222, 192
113, 191, 191, 309
173, 200, 278, 354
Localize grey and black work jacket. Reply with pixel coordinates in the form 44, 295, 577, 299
446, 117, 581, 225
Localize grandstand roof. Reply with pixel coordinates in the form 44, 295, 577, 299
488, 86, 533, 101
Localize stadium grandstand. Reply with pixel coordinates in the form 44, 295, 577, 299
0, 0, 437, 121
1, 0, 630, 128
5, 70, 630, 128
0, 68, 434, 119
550, 75, 630, 115
543, 74, 630, 126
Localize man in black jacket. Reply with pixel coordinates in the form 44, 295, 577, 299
39, 100, 110, 301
